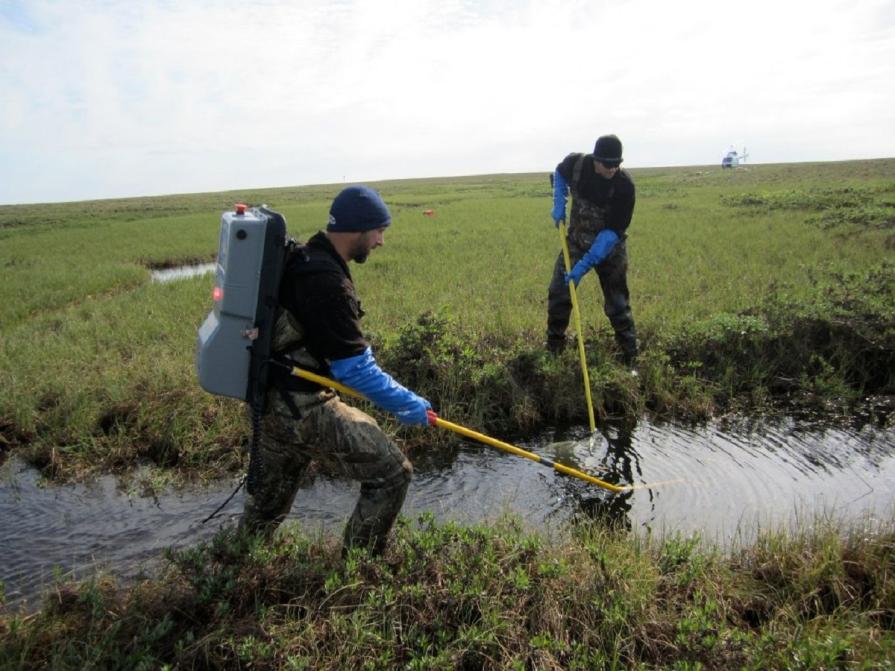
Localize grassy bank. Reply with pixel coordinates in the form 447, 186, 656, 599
1, 160, 894, 481
2, 513, 893, 669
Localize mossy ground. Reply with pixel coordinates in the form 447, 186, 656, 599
2, 514, 893, 669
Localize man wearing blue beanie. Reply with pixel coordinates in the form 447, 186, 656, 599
241, 185, 435, 556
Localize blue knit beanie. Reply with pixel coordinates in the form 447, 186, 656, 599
327, 185, 392, 232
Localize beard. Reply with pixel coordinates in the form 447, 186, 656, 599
353, 250, 369, 264
350, 234, 372, 263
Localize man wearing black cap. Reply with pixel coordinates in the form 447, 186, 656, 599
546, 134, 638, 365
241, 185, 434, 555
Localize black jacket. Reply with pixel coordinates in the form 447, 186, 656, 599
556, 152, 636, 235
278, 231, 368, 364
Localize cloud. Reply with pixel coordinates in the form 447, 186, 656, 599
1, 0, 893, 203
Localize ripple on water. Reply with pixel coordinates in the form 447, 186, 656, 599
2, 416, 893, 612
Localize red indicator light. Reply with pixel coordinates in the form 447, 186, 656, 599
212, 286, 223, 301
235, 203, 247, 215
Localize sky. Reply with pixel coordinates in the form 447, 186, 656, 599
1, 0, 894, 205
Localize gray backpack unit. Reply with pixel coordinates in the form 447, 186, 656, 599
195, 203, 293, 495
196, 203, 287, 405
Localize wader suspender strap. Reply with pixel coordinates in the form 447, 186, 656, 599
572, 154, 586, 189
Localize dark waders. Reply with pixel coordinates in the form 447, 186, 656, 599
547, 240, 637, 363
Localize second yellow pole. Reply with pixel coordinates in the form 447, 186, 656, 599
558, 222, 596, 432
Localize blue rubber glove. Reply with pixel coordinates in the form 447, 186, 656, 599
330, 347, 432, 425
551, 170, 568, 225
564, 229, 620, 287
564, 266, 586, 288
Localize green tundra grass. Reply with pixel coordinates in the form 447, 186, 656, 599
2, 513, 894, 669
1, 160, 893, 481
1, 161, 894, 669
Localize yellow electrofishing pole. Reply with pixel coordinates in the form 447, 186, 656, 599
289, 366, 629, 494
558, 222, 596, 432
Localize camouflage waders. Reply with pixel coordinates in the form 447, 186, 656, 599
241, 387, 412, 555
547, 161, 637, 361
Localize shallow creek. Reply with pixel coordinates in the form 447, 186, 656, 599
2, 416, 893, 612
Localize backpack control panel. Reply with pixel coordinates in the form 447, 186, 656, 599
196, 203, 287, 403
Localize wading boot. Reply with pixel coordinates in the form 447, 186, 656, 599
619, 349, 639, 377
546, 336, 568, 355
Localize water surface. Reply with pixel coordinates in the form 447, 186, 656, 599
150, 262, 215, 283
2, 416, 893, 612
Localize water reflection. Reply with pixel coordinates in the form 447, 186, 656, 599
150, 262, 215, 283
543, 418, 649, 532
2, 416, 893, 613
581, 420, 639, 530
